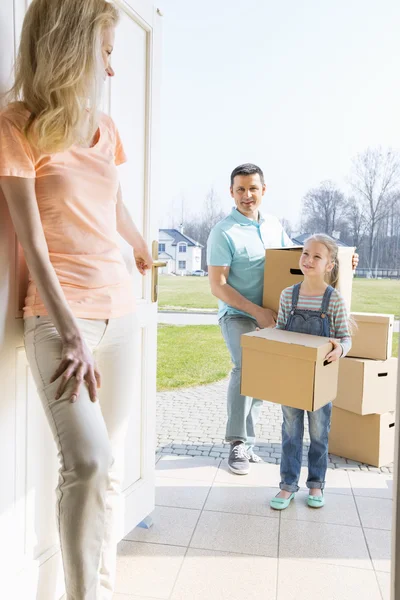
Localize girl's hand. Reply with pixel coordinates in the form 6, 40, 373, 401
254, 307, 277, 329
134, 247, 153, 275
352, 252, 359, 271
49, 337, 101, 403
325, 338, 343, 363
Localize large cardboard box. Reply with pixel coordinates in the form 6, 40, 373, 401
329, 407, 395, 467
334, 357, 398, 415
262, 245, 355, 314
240, 328, 339, 411
348, 312, 394, 360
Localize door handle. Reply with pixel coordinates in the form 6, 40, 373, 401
151, 241, 167, 303
153, 260, 167, 269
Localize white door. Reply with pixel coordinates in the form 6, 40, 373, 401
0, 1, 162, 598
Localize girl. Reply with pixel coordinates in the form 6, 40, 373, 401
270, 234, 352, 510
0, 1, 153, 597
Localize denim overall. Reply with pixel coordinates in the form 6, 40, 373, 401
280, 283, 334, 493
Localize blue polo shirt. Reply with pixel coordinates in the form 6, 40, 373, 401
207, 207, 293, 320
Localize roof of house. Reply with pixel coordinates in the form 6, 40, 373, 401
159, 229, 204, 247
291, 233, 350, 247
159, 251, 174, 260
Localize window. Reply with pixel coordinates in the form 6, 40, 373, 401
178, 261, 186, 269
159, 243, 166, 253
178, 243, 187, 253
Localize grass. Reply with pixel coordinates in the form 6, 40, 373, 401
351, 279, 400, 318
157, 324, 231, 391
159, 275, 400, 318
394, 334, 399, 359
159, 275, 218, 310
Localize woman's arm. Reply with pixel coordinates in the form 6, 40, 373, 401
116, 185, 153, 274
1, 176, 99, 402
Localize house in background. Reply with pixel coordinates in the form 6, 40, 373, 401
158, 228, 203, 275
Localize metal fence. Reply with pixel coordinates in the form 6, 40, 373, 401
355, 268, 400, 279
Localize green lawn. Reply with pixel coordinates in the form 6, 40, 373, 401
159, 275, 218, 310
157, 324, 231, 391
159, 275, 400, 317
351, 279, 400, 318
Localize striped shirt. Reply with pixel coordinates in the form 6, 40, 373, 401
276, 285, 352, 357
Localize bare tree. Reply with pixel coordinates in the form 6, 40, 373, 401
280, 218, 293, 238
181, 187, 227, 271
345, 196, 368, 250
301, 181, 346, 236
350, 148, 400, 271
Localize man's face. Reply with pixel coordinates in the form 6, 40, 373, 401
230, 174, 266, 220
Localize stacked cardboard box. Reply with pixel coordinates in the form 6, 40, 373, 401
329, 313, 397, 467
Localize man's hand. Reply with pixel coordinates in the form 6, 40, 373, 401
325, 338, 343, 363
254, 307, 277, 329
134, 247, 153, 275
352, 252, 359, 271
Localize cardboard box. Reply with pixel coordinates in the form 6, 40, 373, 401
348, 312, 394, 360
329, 407, 395, 467
262, 245, 355, 314
334, 357, 398, 415
240, 328, 339, 411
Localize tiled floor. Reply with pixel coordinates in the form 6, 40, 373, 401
115, 456, 393, 600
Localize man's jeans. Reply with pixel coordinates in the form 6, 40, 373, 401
219, 314, 263, 450
280, 403, 332, 492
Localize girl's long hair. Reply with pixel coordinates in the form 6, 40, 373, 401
7, 0, 119, 153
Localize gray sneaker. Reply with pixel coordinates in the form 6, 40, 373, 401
228, 441, 250, 475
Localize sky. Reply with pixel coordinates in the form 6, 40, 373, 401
158, 0, 400, 231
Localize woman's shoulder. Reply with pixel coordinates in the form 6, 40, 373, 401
0, 101, 31, 128
98, 111, 117, 132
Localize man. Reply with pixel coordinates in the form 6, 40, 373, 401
207, 163, 291, 475
207, 163, 358, 475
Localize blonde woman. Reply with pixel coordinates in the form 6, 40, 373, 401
0, 0, 152, 597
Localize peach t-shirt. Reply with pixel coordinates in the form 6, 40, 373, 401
0, 102, 135, 319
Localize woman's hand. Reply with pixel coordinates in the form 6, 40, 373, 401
134, 247, 153, 275
325, 338, 343, 363
352, 252, 359, 271
50, 337, 101, 403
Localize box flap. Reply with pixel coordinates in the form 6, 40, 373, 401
351, 312, 394, 325
241, 328, 332, 362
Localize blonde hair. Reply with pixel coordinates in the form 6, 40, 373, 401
303, 233, 340, 288
8, 0, 119, 153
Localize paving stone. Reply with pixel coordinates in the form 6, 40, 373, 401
156, 379, 388, 474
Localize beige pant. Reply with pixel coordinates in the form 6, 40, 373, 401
24, 313, 138, 600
